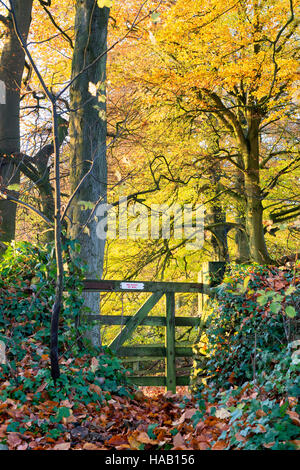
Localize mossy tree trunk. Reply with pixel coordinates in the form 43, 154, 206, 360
233, 169, 251, 263
243, 111, 272, 265
205, 91, 272, 265
68, 1, 109, 348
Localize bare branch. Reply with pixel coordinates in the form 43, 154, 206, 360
56, 0, 162, 100
202, 89, 249, 154
0, 14, 10, 26
0, 191, 53, 225
37, 0, 73, 49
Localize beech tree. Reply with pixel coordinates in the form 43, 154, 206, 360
0, 0, 72, 249
119, 0, 299, 264
67, 0, 110, 348
0, 0, 33, 249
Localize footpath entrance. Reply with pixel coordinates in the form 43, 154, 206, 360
83, 262, 226, 392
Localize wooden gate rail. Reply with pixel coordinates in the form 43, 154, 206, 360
82, 279, 208, 392
83, 279, 205, 293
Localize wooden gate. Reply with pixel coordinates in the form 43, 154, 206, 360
83, 263, 226, 392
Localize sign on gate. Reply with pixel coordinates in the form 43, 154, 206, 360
120, 282, 144, 290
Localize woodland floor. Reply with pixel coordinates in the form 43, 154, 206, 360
0, 385, 235, 450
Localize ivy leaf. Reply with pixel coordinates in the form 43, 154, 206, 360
56, 407, 71, 421
285, 306, 296, 318
285, 286, 296, 296
270, 302, 281, 314
257, 295, 269, 306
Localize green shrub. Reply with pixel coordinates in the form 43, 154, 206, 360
197, 263, 299, 389
0, 240, 85, 353
0, 241, 131, 408
192, 263, 300, 450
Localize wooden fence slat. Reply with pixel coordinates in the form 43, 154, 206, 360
96, 315, 166, 326
117, 345, 166, 357
116, 345, 194, 358
176, 376, 190, 386
83, 279, 205, 293
127, 375, 191, 387
89, 315, 201, 327
166, 293, 176, 393
127, 376, 166, 386
109, 292, 164, 351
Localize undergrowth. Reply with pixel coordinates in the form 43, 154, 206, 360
192, 263, 300, 450
0, 241, 131, 440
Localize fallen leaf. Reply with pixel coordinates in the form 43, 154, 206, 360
215, 408, 231, 420
135, 431, 157, 445
17, 443, 28, 450
70, 426, 89, 440
184, 408, 197, 419
263, 442, 275, 449
36, 382, 47, 393
235, 432, 246, 442
90, 357, 99, 373
7, 432, 22, 449
89, 383, 103, 396
83, 442, 100, 450
198, 441, 210, 450
256, 409, 267, 418
107, 435, 128, 446
62, 414, 77, 425
133, 390, 145, 401
173, 432, 185, 448
212, 440, 227, 450
287, 411, 300, 426
53, 442, 71, 450
60, 399, 73, 408
288, 396, 298, 407
290, 440, 300, 450
128, 435, 142, 450
257, 424, 266, 433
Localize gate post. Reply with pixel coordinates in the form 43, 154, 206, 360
198, 261, 226, 315
0, 80, 5, 104
165, 292, 176, 393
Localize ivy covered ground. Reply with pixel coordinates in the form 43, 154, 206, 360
0, 243, 299, 451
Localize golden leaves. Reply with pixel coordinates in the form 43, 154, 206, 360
97, 0, 113, 8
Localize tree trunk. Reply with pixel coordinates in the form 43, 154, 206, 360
68, 1, 109, 348
244, 114, 272, 264
244, 171, 271, 264
233, 169, 250, 263
206, 166, 229, 262
0, 0, 33, 251
37, 173, 55, 243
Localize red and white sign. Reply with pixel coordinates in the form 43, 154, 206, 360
120, 282, 144, 290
